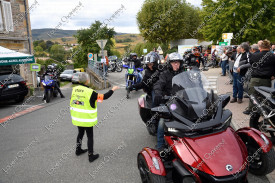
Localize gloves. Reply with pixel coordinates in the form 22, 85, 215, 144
154, 95, 162, 106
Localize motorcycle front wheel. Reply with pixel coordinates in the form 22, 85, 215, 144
250, 113, 275, 139
137, 154, 166, 183
246, 136, 275, 175
126, 82, 131, 99
46, 91, 51, 103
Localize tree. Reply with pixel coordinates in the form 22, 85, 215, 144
46, 40, 54, 51
73, 21, 116, 68
34, 46, 43, 52
137, 0, 201, 46
200, 0, 275, 44
50, 44, 67, 61
38, 41, 47, 50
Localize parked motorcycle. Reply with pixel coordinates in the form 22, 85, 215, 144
108, 56, 123, 72
137, 70, 275, 183
42, 74, 59, 103
249, 86, 275, 144
123, 61, 143, 99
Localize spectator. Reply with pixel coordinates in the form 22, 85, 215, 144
220, 49, 229, 76
230, 46, 243, 103
251, 44, 260, 54
235, 42, 251, 103
243, 40, 275, 114
271, 45, 275, 54
211, 49, 218, 68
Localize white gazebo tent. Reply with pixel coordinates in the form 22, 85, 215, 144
0, 46, 34, 66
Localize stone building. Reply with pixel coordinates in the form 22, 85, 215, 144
0, 0, 37, 86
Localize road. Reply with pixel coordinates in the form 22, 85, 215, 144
0, 68, 270, 183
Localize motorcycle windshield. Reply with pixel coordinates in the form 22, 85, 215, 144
171, 70, 210, 120
44, 75, 52, 82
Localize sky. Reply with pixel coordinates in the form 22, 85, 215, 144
28, 0, 202, 34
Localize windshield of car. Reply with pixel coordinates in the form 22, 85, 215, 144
0, 74, 23, 84
62, 70, 73, 74
170, 70, 210, 119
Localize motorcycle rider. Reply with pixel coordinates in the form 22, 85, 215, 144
186, 46, 205, 69
128, 53, 142, 82
154, 52, 184, 149
42, 64, 65, 100
127, 52, 160, 104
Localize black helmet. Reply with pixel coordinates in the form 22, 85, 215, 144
130, 53, 138, 60
167, 52, 183, 71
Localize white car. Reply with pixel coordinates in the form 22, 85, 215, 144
60, 70, 74, 81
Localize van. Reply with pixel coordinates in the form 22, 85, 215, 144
74, 68, 85, 72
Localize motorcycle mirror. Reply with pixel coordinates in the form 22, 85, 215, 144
220, 94, 230, 108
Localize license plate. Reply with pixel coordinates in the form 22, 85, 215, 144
8, 84, 19, 88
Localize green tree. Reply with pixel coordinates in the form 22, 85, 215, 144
73, 21, 116, 68
34, 46, 43, 52
137, 0, 201, 46
200, 0, 275, 44
46, 40, 54, 51
50, 44, 67, 61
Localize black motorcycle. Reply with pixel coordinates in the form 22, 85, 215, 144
108, 56, 123, 72
249, 86, 275, 143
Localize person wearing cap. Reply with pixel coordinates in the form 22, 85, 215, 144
70, 73, 119, 162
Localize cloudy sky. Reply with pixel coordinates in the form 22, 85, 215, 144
28, 0, 202, 33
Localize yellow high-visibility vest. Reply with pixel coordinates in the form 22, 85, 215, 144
70, 85, 97, 127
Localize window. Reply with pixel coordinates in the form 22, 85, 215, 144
0, 0, 14, 32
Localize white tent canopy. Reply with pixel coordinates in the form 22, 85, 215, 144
0, 46, 34, 66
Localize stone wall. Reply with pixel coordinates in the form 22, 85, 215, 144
86, 68, 111, 90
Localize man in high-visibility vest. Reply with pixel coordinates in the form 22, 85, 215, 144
70, 73, 119, 162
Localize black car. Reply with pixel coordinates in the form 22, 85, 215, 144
0, 74, 28, 102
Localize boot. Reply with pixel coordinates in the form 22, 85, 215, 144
89, 153, 99, 162
76, 148, 88, 156
230, 98, 237, 103
237, 99, 243, 104
61, 94, 65, 98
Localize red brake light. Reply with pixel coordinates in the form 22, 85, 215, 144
20, 81, 26, 85
0, 84, 4, 89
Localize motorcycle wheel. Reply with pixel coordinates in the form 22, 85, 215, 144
250, 113, 275, 138
246, 137, 275, 175
126, 82, 131, 99
116, 65, 122, 72
137, 154, 166, 183
53, 88, 58, 97
46, 91, 50, 103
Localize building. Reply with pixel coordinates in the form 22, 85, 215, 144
0, 0, 37, 86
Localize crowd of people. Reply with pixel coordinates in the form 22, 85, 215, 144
66, 41, 275, 162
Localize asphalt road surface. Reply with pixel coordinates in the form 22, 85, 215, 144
0, 69, 270, 183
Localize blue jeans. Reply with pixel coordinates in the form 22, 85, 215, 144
233, 72, 244, 99
157, 118, 165, 149
221, 60, 228, 76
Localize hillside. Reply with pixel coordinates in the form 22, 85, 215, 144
31, 29, 144, 56
32, 29, 77, 40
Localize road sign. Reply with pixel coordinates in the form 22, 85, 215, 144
224, 39, 231, 46
157, 46, 163, 54
98, 50, 108, 57
219, 42, 228, 46
222, 33, 233, 40
88, 53, 93, 59
30, 64, 41, 71
96, 40, 107, 49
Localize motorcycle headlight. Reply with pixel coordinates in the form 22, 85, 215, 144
42, 82, 46, 86
152, 157, 160, 170
128, 69, 134, 74
261, 134, 269, 145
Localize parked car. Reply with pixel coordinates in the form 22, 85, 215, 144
60, 70, 74, 81
0, 74, 28, 102
74, 68, 85, 72
71, 72, 80, 84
